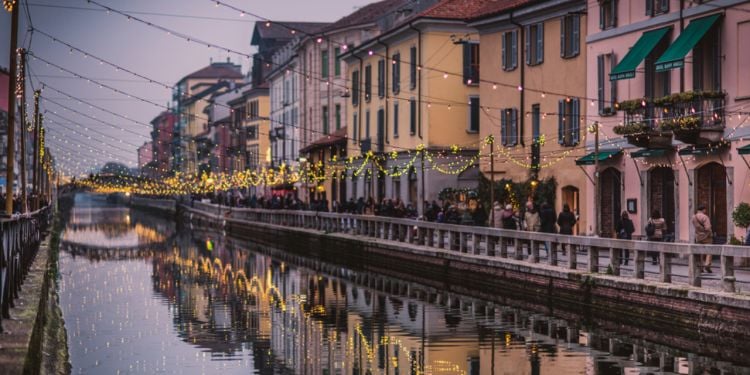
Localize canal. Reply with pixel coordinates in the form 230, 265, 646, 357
57, 193, 750, 374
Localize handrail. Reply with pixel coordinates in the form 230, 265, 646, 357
0, 205, 52, 332
141, 198, 746, 294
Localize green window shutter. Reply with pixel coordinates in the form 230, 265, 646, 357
410, 99, 416, 135
321, 50, 329, 78
463, 43, 471, 83
501, 33, 507, 70
561, 18, 566, 57
597, 54, 604, 111
525, 25, 531, 65
501, 110, 507, 146
536, 23, 544, 64
334, 48, 341, 76
572, 99, 580, 144
558, 100, 565, 145
572, 15, 580, 55
511, 30, 518, 68
393, 103, 399, 136
511, 108, 518, 145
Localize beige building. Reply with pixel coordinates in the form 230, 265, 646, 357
343, 0, 496, 211
470, 0, 589, 231
228, 83, 271, 197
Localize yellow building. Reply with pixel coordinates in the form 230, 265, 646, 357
342, 0, 495, 212
228, 83, 270, 197
469, 0, 589, 233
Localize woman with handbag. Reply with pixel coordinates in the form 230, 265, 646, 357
647, 209, 667, 264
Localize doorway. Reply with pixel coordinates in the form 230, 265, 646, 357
648, 167, 675, 240
695, 162, 727, 243
561, 186, 580, 235
600, 168, 622, 238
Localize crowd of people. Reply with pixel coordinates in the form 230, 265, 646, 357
0, 192, 50, 214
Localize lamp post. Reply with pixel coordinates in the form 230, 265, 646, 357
298, 156, 308, 206
4, 1, 19, 216
589, 121, 600, 236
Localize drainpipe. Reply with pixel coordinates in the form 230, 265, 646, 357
510, 14, 525, 148
376, 37, 390, 145
408, 22, 423, 139
680, 0, 685, 92
354, 54, 364, 148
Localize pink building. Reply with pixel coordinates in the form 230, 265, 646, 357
150, 111, 176, 177
585, 0, 750, 243
137, 141, 154, 175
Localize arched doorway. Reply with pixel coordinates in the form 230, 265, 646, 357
695, 162, 727, 243
561, 186, 580, 235
649, 167, 675, 240
600, 168, 622, 238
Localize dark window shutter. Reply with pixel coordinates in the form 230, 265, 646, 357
613, 0, 618, 27
560, 18, 566, 57
501, 33, 507, 70
572, 99, 580, 144
558, 100, 565, 145
572, 15, 580, 55
463, 43, 471, 83
597, 55, 604, 111
610, 54, 618, 106
537, 23, 544, 64
599, 3, 605, 29
661, 0, 669, 12
511, 30, 518, 68
525, 25, 531, 65
501, 110, 507, 146
646, 0, 652, 16
511, 108, 518, 145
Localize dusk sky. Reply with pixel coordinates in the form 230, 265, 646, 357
1, 0, 366, 175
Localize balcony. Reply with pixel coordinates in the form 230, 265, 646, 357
614, 91, 726, 147
656, 91, 725, 145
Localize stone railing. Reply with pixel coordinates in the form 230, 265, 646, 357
0, 206, 52, 332
130, 196, 177, 214
174, 201, 750, 294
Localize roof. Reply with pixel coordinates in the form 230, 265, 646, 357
300, 127, 348, 153
183, 81, 233, 106
251, 22, 330, 45
320, 0, 407, 33
178, 62, 243, 84
420, 0, 518, 21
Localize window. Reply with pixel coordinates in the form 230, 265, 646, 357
597, 53, 617, 114
352, 70, 360, 106
525, 23, 544, 65
335, 104, 341, 130
392, 53, 401, 94
377, 59, 385, 98
645, 30, 671, 100
599, 0, 617, 30
468, 97, 480, 133
247, 125, 258, 140
393, 102, 399, 137
646, 0, 669, 16
561, 15, 581, 58
322, 106, 329, 135
409, 98, 416, 135
501, 30, 518, 71
558, 98, 580, 147
353, 113, 358, 143
364, 65, 372, 102
500, 108, 518, 146
321, 50, 329, 78
692, 22, 721, 92
410, 46, 417, 89
365, 110, 371, 139
463, 43, 480, 84
531, 104, 541, 140
247, 144, 259, 170
334, 47, 341, 77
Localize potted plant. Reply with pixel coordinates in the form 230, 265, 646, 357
733, 203, 750, 241
613, 122, 672, 149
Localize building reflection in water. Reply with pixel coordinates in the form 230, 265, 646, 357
59, 194, 747, 374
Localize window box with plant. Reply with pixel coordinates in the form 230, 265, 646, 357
654, 90, 726, 144
613, 121, 672, 149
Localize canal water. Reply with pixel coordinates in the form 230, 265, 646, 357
58, 194, 749, 374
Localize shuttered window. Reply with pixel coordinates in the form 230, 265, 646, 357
599, 0, 617, 30
597, 53, 617, 115
525, 23, 544, 65
364, 65, 372, 102
561, 15, 580, 58
463, 43, 480, 84
501, 30, 518, 71
410, 46, 418, 89
409, 98, 416, 135
558, 98, 580, 146
377, 59, 385, 98
352, 70, 360, 106
392, 53, 401, 94
500, 108, 518, 146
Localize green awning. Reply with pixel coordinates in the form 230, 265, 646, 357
575, 150, 621, 165
737, 144, 750, 155
630, 148, 668, 158
610, 27, 671, 81
678, 145, 724, 156
655, 14, 721, 72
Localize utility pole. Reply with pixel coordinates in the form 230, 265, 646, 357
32, 107, 41, 211
593, 121, 600, 236
488, 135, 495, 227
420, 148, 425, 216
5, 2, 19, 216
17, 49, 27, 213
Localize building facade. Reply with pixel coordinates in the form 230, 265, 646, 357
586, 0, 750, 243
227, 84, 270, 197
470, 0, 589, 231
150, 111, 177, 178
137, 141, 153, 174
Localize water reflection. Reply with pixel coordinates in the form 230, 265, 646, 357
59, 194, 748, 374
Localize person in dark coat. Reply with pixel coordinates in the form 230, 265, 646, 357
615, 211, 635, 265
539, 202, 557, 233
472, 202, 488, 227
556, 204, 577, 235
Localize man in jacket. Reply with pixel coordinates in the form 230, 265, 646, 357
692, 205, 713, 273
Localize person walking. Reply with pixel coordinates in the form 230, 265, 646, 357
647, 209, 667, 264
556, 204, 577, 235
473, 202, 488, 227
492, 201, 503, 229
692, 205, 713, 273
539, 202, 556, 234
616, 211, 635, 265
501, 204, 517, 230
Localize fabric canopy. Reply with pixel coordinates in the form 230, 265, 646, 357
610, 27, 671, 81
655, 13, 721, 72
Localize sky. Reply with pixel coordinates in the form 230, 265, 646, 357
0, 0, 366, 176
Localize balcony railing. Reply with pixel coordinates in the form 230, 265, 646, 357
177, 201, 747, 294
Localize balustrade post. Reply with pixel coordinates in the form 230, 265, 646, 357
609, 248, 620, 276
471, 234, 480, 255
513, 239, 523, 260
688, 254, 702, 287
406, 225, 414, 243
447, 231, 456, 251
567, 245, 576, 270
437, 230, 445, 249
659, 252, 671, 283
459, 232, 467, 253
499, 236, 508, 258
427, 229, 435, 247
588, 246, 599, 273
486, 236, 496, 256
634, 250, 645, 279
548, 242, 557, 266
530, 240, 540, 263
721, 255, 736, 293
